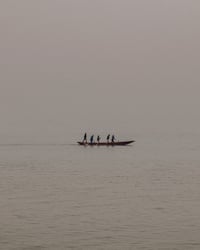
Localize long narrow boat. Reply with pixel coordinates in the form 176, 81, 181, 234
77, 140, 135, 146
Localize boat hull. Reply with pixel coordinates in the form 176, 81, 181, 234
77, 140, 135, 146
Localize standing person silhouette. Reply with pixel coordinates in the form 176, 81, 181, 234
90, 135, 94, 144
106, 134, 110, 143
97, 135, 100, 144
111, 135, 115, 143
83, 133, 87, 143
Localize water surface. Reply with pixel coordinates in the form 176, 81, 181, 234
0, 133, 200, 249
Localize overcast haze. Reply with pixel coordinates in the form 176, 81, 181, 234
0, 0, 200, 143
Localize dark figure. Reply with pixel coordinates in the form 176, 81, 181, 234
97, 135, 100, 144
106, 134, 110, 143
90, 135, 94, 144
83, 133, 87, 143
111, 135, 115, 143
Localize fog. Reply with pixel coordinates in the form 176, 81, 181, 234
0, 0, 200, 143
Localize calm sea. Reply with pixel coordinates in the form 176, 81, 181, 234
0, 132, 200, 250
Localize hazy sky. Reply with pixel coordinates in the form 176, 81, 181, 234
0, 1, 200, 142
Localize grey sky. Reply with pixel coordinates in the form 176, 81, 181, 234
0, 1, 200, 142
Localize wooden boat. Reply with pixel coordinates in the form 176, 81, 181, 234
77, 140, 135, 146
